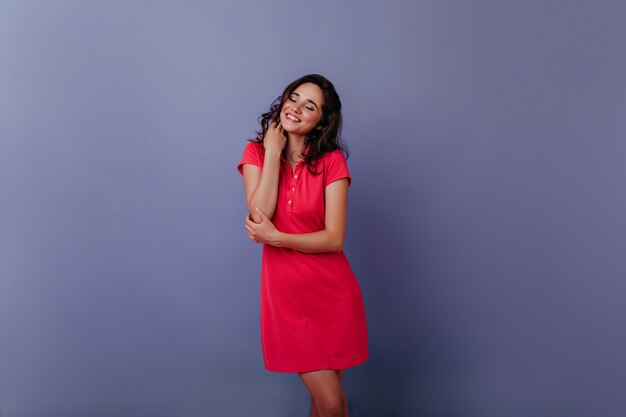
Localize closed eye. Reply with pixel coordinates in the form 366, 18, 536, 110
289, 96, 315, 111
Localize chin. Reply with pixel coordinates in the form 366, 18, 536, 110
280, 123, 295, 133
280, 121, 298, 133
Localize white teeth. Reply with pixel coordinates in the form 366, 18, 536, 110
287, 114, 301, 122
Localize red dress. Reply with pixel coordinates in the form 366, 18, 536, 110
238, 141, 369, 373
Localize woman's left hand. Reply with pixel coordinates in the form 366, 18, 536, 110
245, 208, 281, 246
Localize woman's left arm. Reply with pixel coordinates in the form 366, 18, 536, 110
245, 178, 349, 253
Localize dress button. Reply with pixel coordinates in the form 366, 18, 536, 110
288, 200, 292, 204
292, 187, 295, 191
294, 174, 298, 178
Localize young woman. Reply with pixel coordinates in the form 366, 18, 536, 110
237, 74, 368, 417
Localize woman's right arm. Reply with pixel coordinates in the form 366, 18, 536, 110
242, 121, 285, 223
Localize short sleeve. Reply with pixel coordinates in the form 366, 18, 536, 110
323, 150, 351, 187
237, 141, 263, 175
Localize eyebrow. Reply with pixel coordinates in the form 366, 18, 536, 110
291, 92, 319, 109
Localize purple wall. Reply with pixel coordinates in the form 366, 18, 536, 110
2, 1, 625, 416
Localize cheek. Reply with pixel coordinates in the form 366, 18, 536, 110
306, 112, 320, 123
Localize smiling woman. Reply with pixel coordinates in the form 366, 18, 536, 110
278, 83, 324, 152
237, 74, 368, 417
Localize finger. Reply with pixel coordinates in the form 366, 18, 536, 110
245, 215, 256, 228
245, 224, 254, 234
255, 207, 267, 219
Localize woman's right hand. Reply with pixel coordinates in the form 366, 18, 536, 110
263, 120, 287, 155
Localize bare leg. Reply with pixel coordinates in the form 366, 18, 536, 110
309, 370, 346, 417
300, 369, 349, 417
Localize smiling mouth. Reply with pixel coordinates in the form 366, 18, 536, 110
286, 113, 301, 122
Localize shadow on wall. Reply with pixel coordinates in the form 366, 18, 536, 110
342, 129, 460, 416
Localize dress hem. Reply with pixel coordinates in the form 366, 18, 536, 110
263, 353, 369, 373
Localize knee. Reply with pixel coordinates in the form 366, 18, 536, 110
316, 394, 349, 417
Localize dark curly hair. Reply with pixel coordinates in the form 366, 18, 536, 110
249, 73, 348, 175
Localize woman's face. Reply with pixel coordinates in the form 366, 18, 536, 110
280, 82, 324, 136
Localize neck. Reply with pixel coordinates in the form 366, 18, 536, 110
285, 133, 306, 158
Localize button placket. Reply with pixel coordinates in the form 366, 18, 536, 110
288, 162, 303, 215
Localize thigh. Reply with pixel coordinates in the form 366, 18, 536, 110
298, 369, 345, 404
